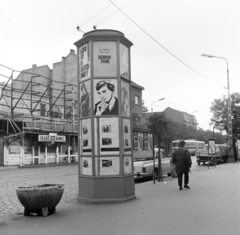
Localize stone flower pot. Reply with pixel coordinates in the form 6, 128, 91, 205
16, 184, 64, 216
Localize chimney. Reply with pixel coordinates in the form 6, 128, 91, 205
70, 49, 75, 54
32, 64, 37, 68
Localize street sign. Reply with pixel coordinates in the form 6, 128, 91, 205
38, 135, 66, 142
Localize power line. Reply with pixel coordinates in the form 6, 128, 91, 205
96, 0, 132, 27
80, 0, 118, 28
109, 0, 223, 87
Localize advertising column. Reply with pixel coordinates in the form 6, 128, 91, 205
75, 29, 135, 203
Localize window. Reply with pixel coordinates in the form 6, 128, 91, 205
135, 96, 139, 105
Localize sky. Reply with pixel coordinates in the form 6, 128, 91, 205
0, 0, 239, 131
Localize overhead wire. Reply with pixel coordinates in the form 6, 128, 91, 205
109, 0, 223, 88
96, 0, 132, 27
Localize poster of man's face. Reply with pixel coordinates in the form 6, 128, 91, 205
94, 79, 118, 116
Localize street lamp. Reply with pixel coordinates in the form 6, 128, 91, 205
151, 98, 165, 113
201, 54, 234, 162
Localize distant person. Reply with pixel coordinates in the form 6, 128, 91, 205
94, 80, 118, 115
172, 140, 192, 190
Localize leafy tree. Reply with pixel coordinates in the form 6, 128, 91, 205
142, 100, 148, 113
147, 113, 171, 181
210, 92, 240, 160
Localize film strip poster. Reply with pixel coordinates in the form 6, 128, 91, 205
120, 43, 129, 79
123, 118, 131, 154
121, 81, 130, 117
99, 117, 119, 155
79, 43, 90, 81
82, 119, 92, 155
93, 41, 117, 77
124, 156, 132, 174
81, 157, 92, 175
100, 157, 120, 175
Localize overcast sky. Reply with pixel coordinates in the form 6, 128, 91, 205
0, 0, 239, 131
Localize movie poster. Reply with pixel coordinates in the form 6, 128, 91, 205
121, 81, 130, 117
123, 118, 131, 154
100, 157, 119, 175
80, 81, 91, 118
133, 131, 138, 151
148, 133, 153, 150
81, 157, 92, 175
120, 43, 129, 79
82, 119, 92, 155
93, 41, 117, 77
124, 156, 132, 174
93, 79, 118, 116
99, 117, 119, 155
79, 43, 90, 81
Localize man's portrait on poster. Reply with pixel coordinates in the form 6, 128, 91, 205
94, 80, 118, 116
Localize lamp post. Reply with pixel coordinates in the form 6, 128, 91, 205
151, 98, 165, 113
201, 54, 234, 162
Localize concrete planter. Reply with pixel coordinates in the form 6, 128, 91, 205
16, 184, 64, 216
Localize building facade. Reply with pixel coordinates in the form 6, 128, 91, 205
0, 49, 144, 166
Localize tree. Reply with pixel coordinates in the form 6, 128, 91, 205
210, 92, 240, 161
142, 100, 148, 113
147, 113, 171, 181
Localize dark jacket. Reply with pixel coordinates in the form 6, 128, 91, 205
172, 147, 192, 174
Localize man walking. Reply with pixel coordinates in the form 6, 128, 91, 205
172, 140, 192, 190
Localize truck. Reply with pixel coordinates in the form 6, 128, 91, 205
196, 144, 230, 165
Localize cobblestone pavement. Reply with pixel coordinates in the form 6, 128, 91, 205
0, 165, 79, 216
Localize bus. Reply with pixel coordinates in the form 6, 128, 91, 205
171, 139, 205, 156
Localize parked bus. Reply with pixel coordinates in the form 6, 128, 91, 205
171, 139, 205, 156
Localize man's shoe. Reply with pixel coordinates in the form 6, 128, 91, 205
184, 185, 190, 189
179, 187, 183, 190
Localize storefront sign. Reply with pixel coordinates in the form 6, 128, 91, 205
38, 135, 66, 142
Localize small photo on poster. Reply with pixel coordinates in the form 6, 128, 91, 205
83, 126, 88, 134
124, 126, 128, 133
102, 138, 112, 146
125, 139, 129, 147
124, 156, 132, 175
100, 157, 119, 175
83, 139, 88, 147
102, 159, 112, 167
102, 125, 112, 133
81, 157, 92, 175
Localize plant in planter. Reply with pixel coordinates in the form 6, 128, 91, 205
16, 184, 64, 216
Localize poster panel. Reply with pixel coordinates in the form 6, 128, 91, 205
80, 80, 91, 118
93, 41, 117, 77
81, 157, 92, 175
100, 157, 119, 175
123, 118, 131, 154
121, 81, 130, 117
93, 79, 118, 116
208, 139, 215, 154
79, 43, 91, 81
120, 43, 129, 79
99, 117, 119, 155
132, 130, 153, 160
82, 119, 92, 155
124, 156, 132, 174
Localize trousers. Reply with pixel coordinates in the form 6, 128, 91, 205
177, 172, 189, 187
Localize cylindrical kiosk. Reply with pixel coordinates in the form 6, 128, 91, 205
74, 29, 136, 203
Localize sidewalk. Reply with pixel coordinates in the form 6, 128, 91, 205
1, 162, 240, 235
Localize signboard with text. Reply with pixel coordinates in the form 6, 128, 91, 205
38, 135, 66, 142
